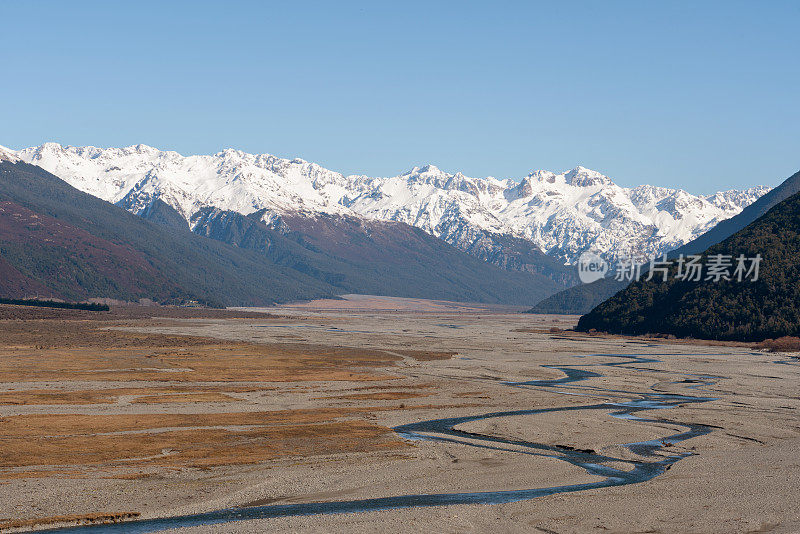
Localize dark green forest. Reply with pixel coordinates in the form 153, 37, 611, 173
577, 190, 800, 341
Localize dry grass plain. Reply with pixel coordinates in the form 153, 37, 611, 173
0, 305, 454, 530
1, 300, 799, 533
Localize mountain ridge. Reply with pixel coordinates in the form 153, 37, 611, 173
0, 159, 562, 305
576, 185, 800, 341
530, 167, 800, 315
11, 143, 769, 268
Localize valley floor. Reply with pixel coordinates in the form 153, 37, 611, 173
0, 300, 798, 533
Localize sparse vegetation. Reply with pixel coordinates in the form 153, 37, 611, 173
752, 336, 800, 352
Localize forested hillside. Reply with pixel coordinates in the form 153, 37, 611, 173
577, 189, 800, 341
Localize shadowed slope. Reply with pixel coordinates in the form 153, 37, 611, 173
577, 188, 800, 341
531, 169, 800, 315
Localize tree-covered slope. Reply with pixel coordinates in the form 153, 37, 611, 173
577, 189, 800, 341
527, 277, 628, 315
532, 169, 800, 315
190, 208, 565, 305
0, 160, 565, 306
668, 169, 800, 258
0, 160, 337, 305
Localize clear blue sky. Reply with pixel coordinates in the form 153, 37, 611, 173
2, 0, 798, 193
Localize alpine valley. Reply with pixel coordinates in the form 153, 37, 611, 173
0, 143, 771, 306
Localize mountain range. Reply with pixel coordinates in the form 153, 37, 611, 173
11, 143, 768, 268
0, 143, 774, 308
0, 149, 565, 306
532, 168, 800, 315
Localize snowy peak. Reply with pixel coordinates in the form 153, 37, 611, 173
526, 170, 558, 183
403, 164, 443, 176
0, 145, 20, 163
563, 166, 613, 187
15, 142, 354, 219
704, 186, 772, 211
9, 142, 770, 264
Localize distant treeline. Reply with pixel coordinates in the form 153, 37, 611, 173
0, 297, 110, 311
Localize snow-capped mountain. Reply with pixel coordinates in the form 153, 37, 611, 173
0, 145, 20, 163
11, 143, 769, 264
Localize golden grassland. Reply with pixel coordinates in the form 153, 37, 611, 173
0, 306, 454, 483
